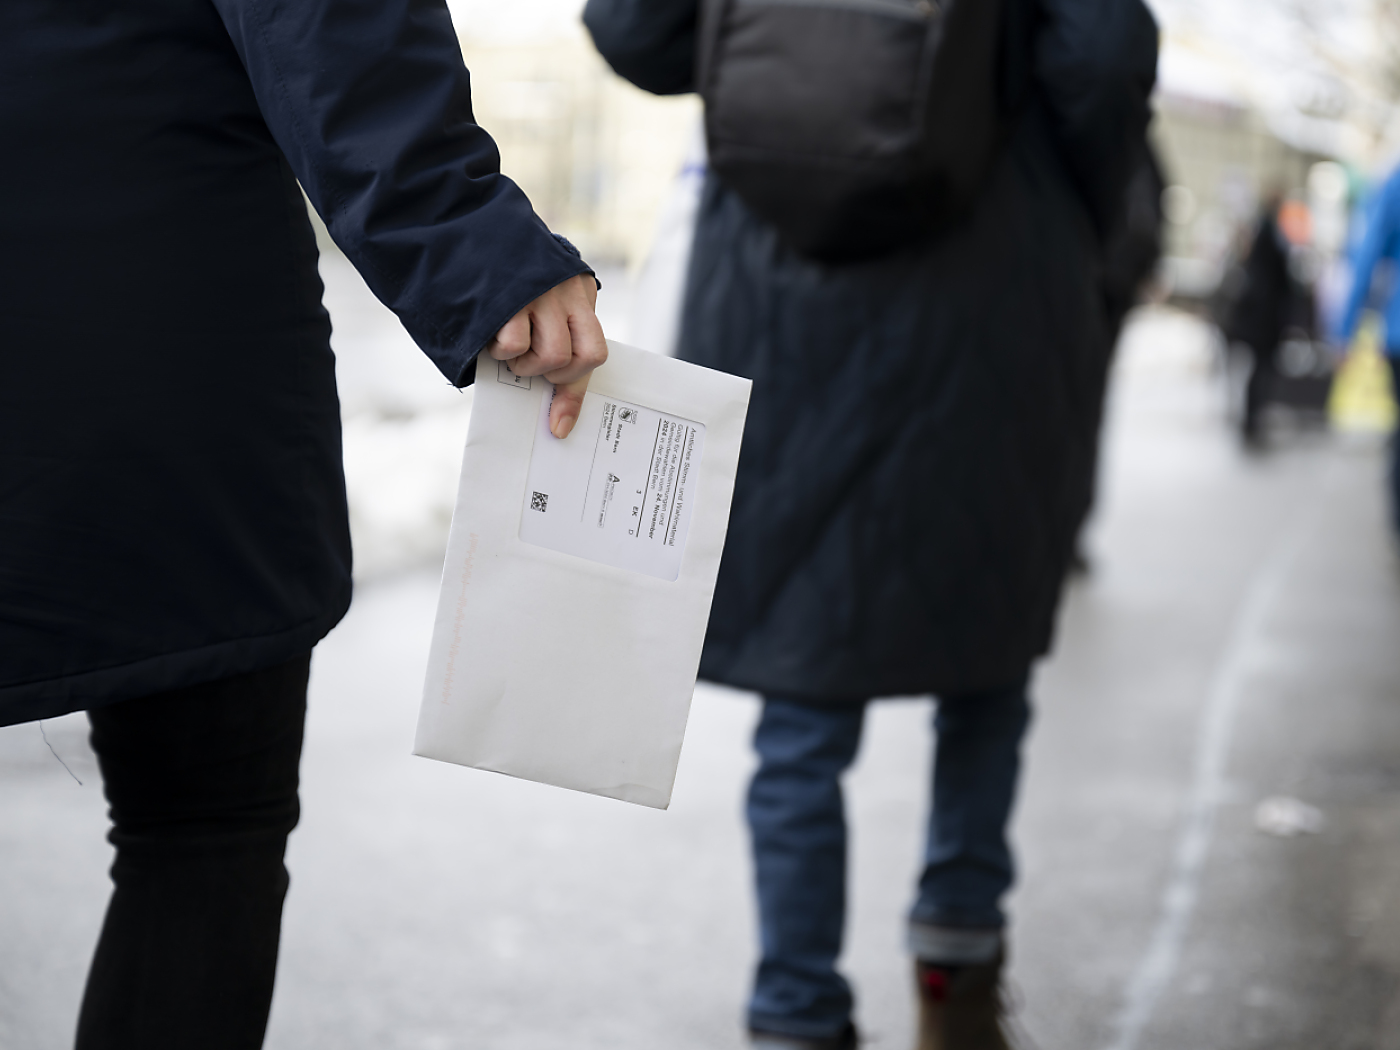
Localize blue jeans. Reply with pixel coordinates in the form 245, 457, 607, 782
746, 681, 1032, 1040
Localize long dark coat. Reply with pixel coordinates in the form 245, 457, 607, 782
587, 0, 1158, 700
0, 0, 590, 726
1222, 213, 1293, 357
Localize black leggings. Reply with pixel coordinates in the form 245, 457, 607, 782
76, 653, 310, 1050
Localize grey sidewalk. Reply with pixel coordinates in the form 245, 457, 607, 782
3, 309, 1400, 1050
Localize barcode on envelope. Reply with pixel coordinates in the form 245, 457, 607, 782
530, 491, 549, 513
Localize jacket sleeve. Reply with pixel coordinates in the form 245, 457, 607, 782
210, 0, 592, 386
1032, 0, 1159, 237
583, 0, 700, 95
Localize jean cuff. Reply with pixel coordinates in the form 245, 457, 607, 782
906, 921, 1003, 964
748, 1014, 850, 1043
750, 1032, 840, 1049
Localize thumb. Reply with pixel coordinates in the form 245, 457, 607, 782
549, 373, 592, 439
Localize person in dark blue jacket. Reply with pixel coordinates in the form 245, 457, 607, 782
585, 0, 1157, 1047
0, 0, 606, 1045
1336, 164, 1400, 528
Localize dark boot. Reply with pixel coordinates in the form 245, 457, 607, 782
751, 1022, 858, 1050
913, 955, 1014, 1050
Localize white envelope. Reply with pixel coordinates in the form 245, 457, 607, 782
414, 341, 752, 809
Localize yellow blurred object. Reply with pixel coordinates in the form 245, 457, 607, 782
1328, 315, 1398, 432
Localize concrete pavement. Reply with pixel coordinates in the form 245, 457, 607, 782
3, 306, 1400, 1050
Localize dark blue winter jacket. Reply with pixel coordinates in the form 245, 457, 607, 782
0, 0, 591, 724
586, 0, 1157, 698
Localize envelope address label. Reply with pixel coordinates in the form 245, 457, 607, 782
519, 388, 705, 581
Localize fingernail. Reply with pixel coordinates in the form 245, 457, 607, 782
553, 414, 576, 439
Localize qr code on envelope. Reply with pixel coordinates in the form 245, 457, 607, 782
530, 491, 549, 513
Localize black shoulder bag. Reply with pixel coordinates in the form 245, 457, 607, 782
697, 0, 1005, 263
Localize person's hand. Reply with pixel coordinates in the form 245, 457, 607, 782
485, 274, 607, 439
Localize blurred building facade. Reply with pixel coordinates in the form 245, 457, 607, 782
1151, 94, 1321, 299
1150, 37, 1337, 302
458, 34, 699, 269
1146, 0, 1400, 303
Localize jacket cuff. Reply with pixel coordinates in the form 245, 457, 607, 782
552, 232, 601, 290
424, 226, 595, 387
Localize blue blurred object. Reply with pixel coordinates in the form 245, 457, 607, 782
1339, 166, 1400, 358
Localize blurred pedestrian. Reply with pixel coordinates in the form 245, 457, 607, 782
1336, 163, 1400, 530
584, 0, 1157, 1047
0, 1, 606, 1047
1220, 192, 1313, 446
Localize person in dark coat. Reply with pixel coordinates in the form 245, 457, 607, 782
584, 0, 1157, 1046
1, 0, 606, 1045
1221, 193, 1293, 444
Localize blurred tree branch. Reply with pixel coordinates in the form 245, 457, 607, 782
1375, 0, 1400, 102
1279, 0, 1400, 154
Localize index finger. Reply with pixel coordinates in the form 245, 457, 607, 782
548, 373, 593, 439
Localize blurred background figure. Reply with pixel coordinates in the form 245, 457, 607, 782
1217, 191, 1324, 446
584, 1, 1157, 1048
1219, 191, 1294, 445
1335, 158, 1400, 530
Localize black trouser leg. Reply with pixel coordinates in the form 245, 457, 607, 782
1243, 343, 1274, 440
76, 653, 311, 1050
